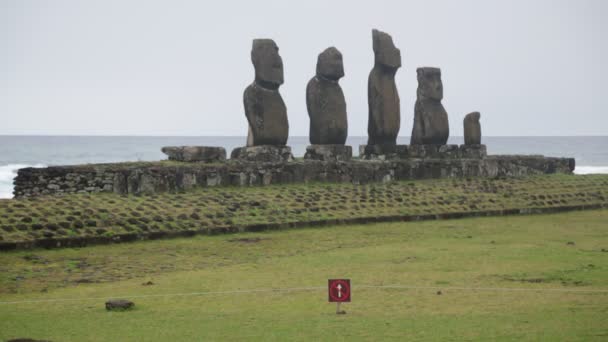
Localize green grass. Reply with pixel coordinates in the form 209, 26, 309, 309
1, 210, 607, 341
2, 174, 608, 246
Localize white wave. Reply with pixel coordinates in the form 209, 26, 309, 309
574, 166, 608, 175
0, 164, 46, 199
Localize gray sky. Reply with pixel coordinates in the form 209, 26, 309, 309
1, 0, 606, 136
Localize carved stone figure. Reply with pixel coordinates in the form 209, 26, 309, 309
367, 29, 402, 145
463, 111, 481, 145
306, 47, 347, 145
411, 67, 449, 145
243, 39, 289, 146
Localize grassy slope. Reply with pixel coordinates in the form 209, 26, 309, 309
2, 174, 608, 245
1, 210, 607, 341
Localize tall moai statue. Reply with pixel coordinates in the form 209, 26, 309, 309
367, 29, 402, 145
463, 111, 481, 145
304, 47, 352, 161
243, 39, 289, 146
411, 67, 449, 145
306, 47, 347, 145
232, 39, 293, 162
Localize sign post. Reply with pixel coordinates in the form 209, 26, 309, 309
328, 279, 351, 314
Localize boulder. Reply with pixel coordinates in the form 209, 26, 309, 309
243, 39, 289, 146
105, 299, 134, 311
304, 145, 352, 161
307, 47, 348, 145
231, 145, 293, 163
161, 146, 226, 162
411, 67, 449, 145
367, 29, 402, 145
463, 111, 481, 145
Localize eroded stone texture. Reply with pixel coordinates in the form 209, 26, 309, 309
161, 146, 226, 162
411, 67, 449, 145
459, 144, 487, 158
367, 29, 402, 145
231, 145, 293, 163
244, 39, 289, 146
304, 144, 352, 161
359, 144, 408, 160
463, 111, 481, 145
307, 47, 347, 145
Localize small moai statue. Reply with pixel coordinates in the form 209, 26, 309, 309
367, 29, 402, 145
306, 47, 347, 145
463, 112, 481, 145
411, 67, 449, 145
243, 39, 289, 146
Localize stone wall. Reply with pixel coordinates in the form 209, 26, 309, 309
13, 155, 575, 198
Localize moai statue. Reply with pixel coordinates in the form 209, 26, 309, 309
367, 29, 402, 145
463, 112, 481, 145
243, 39, 289, 146
411, 67, 449, 145
306, 47, 347, 145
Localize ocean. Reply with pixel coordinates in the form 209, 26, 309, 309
1, 135, 607, 199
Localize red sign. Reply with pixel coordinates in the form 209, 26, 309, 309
328, 279, 351, 302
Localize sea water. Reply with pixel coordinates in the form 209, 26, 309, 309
1, 136, 607, 198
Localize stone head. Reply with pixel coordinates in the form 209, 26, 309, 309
417, 67, 443, 100
465, 111, 480, 122
372, 29, 401, 69
316, 47, 344, 81
251, 39, 284, 88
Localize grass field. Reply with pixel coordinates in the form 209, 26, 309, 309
1, 210, 607, 341
2, 174, 608, 247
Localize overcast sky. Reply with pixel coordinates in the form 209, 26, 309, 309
1, 0, 606, 136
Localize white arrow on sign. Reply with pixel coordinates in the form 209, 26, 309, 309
337, 284, 343, 298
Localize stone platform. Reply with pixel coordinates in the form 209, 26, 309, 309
230, 145, 294, 163
359, 144, 487, 160
304, 145, 352, 161
13, 155, 575, 198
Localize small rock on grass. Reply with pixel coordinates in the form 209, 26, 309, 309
105, 299, 134, 311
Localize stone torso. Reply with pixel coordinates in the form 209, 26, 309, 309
412, 98, 449, 145
244, 83, 289, 146
367, 67, 400, 145
306, 76, 347, 145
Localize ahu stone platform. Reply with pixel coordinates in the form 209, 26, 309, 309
13, 155, 575, 198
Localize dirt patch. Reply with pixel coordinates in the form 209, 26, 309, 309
228, 237, 266, 244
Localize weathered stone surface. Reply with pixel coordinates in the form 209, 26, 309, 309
161, 146, 226, 162
13, 156, 574, 198
105, 299, 134, 310
463, 112, 481, 145
367, 29, 401, 145
307, 47, 347, 145
411, 67, 449, 145
408, 144, 459, 159
359, 144, 408, 160
459, 144, 487, 159
244, 39, 289, 146
231, 145, 293, 163
304, 145, 352, 162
